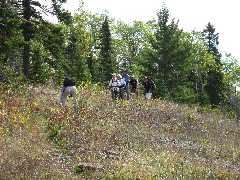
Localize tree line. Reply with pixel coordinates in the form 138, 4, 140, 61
1, 0, 240, 109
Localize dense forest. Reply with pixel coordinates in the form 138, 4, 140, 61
1, 0, 240, 111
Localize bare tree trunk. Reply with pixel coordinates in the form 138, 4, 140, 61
22, 44, 30, 77
22, 0, 31, 77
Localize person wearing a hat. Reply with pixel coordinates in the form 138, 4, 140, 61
117, 74, 126, 100
109, 73, 120, 100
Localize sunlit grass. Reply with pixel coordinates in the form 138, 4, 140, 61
0, 84, 240, 179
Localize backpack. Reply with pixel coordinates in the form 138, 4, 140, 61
64, 77, 76, 87
112, 79, 118, 83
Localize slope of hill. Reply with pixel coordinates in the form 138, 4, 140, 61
0, 85, 240, 179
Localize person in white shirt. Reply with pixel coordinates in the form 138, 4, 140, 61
117, 74, 126, 100
108, 73, 120, 100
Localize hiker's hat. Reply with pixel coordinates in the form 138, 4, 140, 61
117, 74, 122, 78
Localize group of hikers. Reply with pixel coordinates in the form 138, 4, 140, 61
60, 69, 156, 109
108, 69, 155, 100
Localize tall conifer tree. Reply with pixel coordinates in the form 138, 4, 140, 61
99, 16, 115, 83
203, 22, 225, 107
8, 0, 71, 78
146, 4, 191, 99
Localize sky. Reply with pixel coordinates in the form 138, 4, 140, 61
61, 0, 240, 61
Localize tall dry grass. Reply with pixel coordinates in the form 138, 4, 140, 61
0, 84, 240, 179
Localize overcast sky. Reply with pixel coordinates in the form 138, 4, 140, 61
60, 0, 240, 61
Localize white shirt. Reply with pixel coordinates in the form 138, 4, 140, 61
109, 78, 120, 87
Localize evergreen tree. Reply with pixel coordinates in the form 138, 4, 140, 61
203, 22, 225, 107
64, 14, 92, 82
145, 4, 191, 99
0, 0, 22, 76
98, 16, 115, 84
8, 0, 71, 78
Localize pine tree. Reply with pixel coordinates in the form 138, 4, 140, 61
146, 4, 191, 99
0, 1, 22, 58
8, 0, 71, 78
203, 22, 225, 107
99, 16, 115, 84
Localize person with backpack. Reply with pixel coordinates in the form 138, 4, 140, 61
122, 69, 130, 100
108, 73, 120, 100
143, 76, 154, 99
60, 76, 78, 109
117, 74, 126, 100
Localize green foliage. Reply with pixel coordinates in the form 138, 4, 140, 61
170, 85, 197, 104
141, 5, 195, 103
13, 0, 71, 77
0, 2, 23, 73
203, 22, 225, 107
112, 20, 147, 75
222, 53, 240, 90
98, 16, 115, 84
64, 14, 92, 82
1, 2, 239, 110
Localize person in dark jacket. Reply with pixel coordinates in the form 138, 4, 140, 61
60, 76, 78, 109
122, 69, 130, 100
143, 76, 152, 99
129, 75, 139, 96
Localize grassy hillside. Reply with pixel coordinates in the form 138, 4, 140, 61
0, 85, 240, 179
